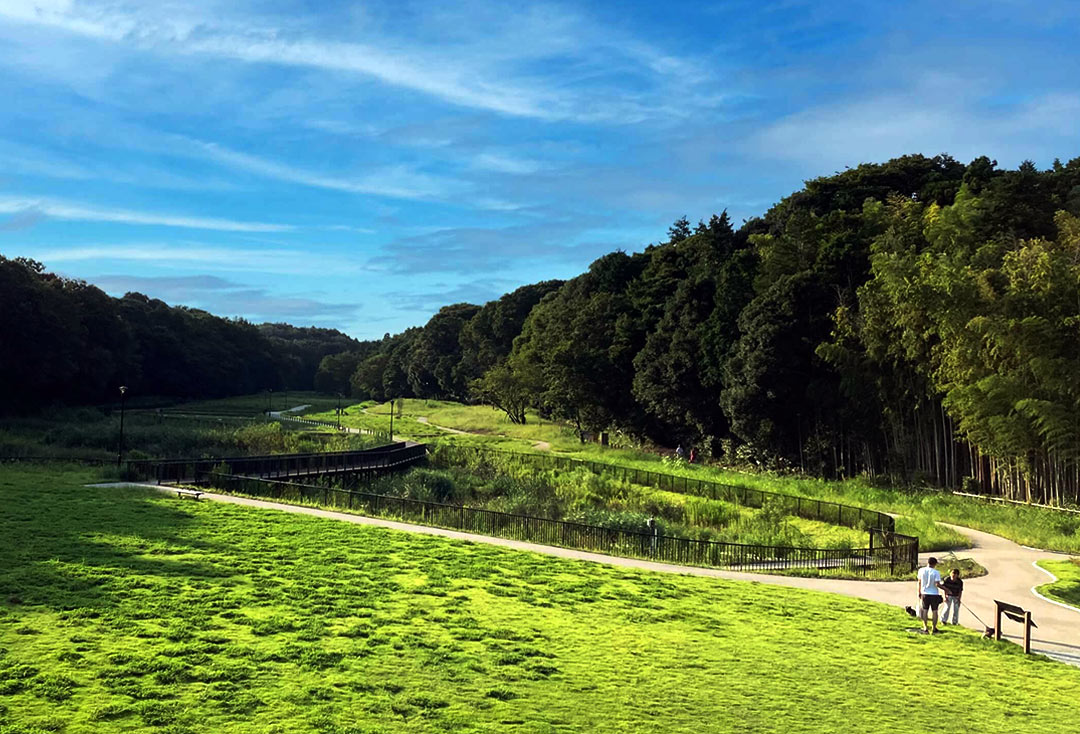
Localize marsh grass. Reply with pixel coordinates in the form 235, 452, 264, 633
2, 465, 1080, 733
315, 398, 1080, 554
368, 457, 867, 550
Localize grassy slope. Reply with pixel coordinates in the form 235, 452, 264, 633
1036, 559, 1080, 609
1, 466, 1078, 734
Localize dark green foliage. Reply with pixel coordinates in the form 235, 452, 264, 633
407, 304, 482, 400
455, 280, 563, 388
0, 259, 358, 413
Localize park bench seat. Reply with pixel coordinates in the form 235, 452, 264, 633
175, 488, 203, 501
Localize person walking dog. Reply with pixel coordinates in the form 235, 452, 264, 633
916, 557, 948, 634
941, 568, 964, 625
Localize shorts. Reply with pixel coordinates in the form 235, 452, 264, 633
921, 594, 942, 611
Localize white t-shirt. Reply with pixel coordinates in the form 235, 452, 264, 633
918, 566, 942, 596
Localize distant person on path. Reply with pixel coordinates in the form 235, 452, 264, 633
689, 447, 696, 463
941, 568, 964, 625
675, 444, 685, 460
917, 557, 947, 634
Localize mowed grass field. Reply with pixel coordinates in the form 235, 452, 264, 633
2, 466, 1079, 733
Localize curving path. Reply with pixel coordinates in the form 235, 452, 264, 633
95, 482, 1080, 666
415, 415, 469, 435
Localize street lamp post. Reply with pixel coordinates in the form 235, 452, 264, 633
389, 398, 394, 441
116, 385, 128, 469
337, 393, 342, 430
267, 388, 273, 415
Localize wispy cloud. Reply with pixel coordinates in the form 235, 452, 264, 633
370, 218, 621, 274
471, 152, 545, 175
386, 278, 518, 313
0, 1, 716, 123
32, 243, 362, 276
0, 139, 237, 190
0, 196, 293, 232
189, 139, 460, 201
91, 273, 360, 323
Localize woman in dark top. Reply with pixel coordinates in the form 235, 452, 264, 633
941, 568, 964, 625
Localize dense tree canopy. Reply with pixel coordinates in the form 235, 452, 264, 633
0, 257, 358, 411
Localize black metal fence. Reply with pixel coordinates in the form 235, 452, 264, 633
202, 472, 918, 577
272, 415, 392, 442
432, 445, 896, 532
128, 442, 426, 484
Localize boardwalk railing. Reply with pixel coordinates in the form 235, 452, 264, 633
432, 445, 896, 532
128, 443, 425, 484
202, 472, 919, 577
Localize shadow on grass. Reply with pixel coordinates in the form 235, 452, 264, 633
0, 466, 237, 615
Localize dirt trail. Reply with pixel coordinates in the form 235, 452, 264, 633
415, 416, 469, 435
93, 482, 1080, 666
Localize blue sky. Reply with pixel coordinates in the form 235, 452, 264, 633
2, 0, 1079, 339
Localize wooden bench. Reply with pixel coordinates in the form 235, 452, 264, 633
174, 488, 204, 501
994, 599, 1037, 653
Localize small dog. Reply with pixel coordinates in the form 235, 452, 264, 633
905, 604, 995, 637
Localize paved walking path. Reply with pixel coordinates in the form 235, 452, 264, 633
94, 482, 1080, 666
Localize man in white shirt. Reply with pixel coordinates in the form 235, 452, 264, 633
916, 557, 947, 634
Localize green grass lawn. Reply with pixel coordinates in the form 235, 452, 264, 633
1036, 558, 1080, 609
2, 465, 1079, 733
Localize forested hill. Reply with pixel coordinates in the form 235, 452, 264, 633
6, 153, 1080, 503
0, 261, 360, 410
316, 154, 1080, 504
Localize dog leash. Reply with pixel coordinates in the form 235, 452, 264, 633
963, 600, 989, 626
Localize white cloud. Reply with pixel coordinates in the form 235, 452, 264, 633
0, 1, 717, 123
0, 196, 293, 232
